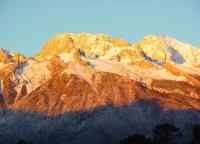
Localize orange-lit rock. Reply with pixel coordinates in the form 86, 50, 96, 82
0, 33, 200, 116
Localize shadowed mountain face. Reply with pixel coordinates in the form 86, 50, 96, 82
0, 33, 200, 143
0, 100, 200, 144
166, 45, 186, 64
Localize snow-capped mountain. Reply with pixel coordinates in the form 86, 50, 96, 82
0, 33, 200, 144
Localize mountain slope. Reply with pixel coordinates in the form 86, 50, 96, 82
0, 33, 200, 143
0, 33, 200, 114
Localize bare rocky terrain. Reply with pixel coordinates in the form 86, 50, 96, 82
0, 33, 200, 144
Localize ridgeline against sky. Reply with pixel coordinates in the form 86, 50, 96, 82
0, 0, 200, 56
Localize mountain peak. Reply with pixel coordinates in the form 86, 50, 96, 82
34, 33, 130, 61
32, 33, 200, 77
1, 32, 200, 116
0, 48, 27, 64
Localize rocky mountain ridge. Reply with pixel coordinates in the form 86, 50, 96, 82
0, 33, 200, 115
0, 33, 200, 144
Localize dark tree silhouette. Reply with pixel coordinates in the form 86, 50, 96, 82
153, 123, 180, 144
119, 133, 152, 144
190, 124, 200, 144
17, 139, 32, 144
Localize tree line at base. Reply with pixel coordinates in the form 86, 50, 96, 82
119, 123, 200, 144
15, 123, 200, 144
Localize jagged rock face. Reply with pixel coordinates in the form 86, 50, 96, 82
47, 55, 66, 75
34, 33, 200, 67
0, 64, 18, 107
0, 49, 28, 107
1, 33, 200, 144
0, 49, 10, 64
10, 72, 200, 116
160, 35, 200, 66
135, 35, 168, 63
0, 33, 200, 116
34, 33, 129, 61
0, 48, 27, 64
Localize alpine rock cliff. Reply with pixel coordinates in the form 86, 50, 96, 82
0, 33, 200, 144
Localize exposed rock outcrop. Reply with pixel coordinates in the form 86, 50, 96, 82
0, 33, 200, 116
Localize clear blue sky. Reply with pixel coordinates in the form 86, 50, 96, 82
0, 0, 200, 56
